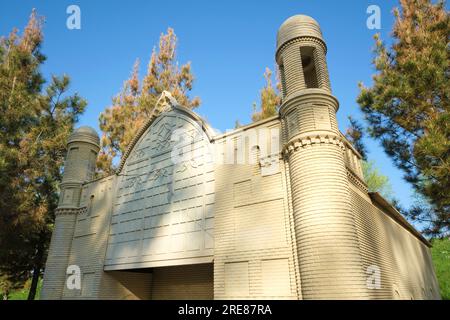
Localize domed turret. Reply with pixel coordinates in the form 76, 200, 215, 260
41, 125, 100, 299
276, 15, 324, 53
276, 14, 331, 99
68, 125, 100, 147
277, 15, 369, 299
59, 126, 100, 208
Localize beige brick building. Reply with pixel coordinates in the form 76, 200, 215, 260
41, 15, 441, 300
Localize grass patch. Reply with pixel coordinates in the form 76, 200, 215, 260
431, 238, 450, 300
8, 278, 43, 300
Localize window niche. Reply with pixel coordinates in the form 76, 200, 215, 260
87, 194, 94, 216
300, 47, 319, 89
67, 146, 79, 161
279, 64, 287, 97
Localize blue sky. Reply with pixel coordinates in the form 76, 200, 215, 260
1, 1, 416, 207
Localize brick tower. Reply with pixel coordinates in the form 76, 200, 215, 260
277, 15, 369, 299
41, 126, 100, 299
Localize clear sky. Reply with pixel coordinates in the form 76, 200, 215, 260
1, 1, 416, 208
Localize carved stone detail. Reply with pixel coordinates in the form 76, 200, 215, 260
283, 133, 345, 155
259, 153, 281, 176
55, 207, 82, 216
347, 168, 369, 193
154, 122, 176, 152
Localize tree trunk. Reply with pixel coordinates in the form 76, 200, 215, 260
27, 264, 40, 300
28, 240, 45, 300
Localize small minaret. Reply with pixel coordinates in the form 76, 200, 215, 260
277, 15, 368, 299
41, 126, 100, 299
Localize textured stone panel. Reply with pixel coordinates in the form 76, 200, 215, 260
225, 262, 249, 296
105, 110, 215, 270
261, 259, 291, 296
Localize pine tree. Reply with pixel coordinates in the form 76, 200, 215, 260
98, 28, 200, 174
0, 10, 86, 299
357, 0, 449, 237
251, 67, 281, 122
345, 116, 368, 160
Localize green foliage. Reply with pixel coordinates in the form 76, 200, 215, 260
98, 28, 200, 175
0, 274, 14, 299
6, 277, 42, 300
357, 0, 449, 237
344, 117, 394, 201
362, 160, 394, 200
431, 238, 450, 300
252, 68, 281, 122
0, 10, 86, 299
